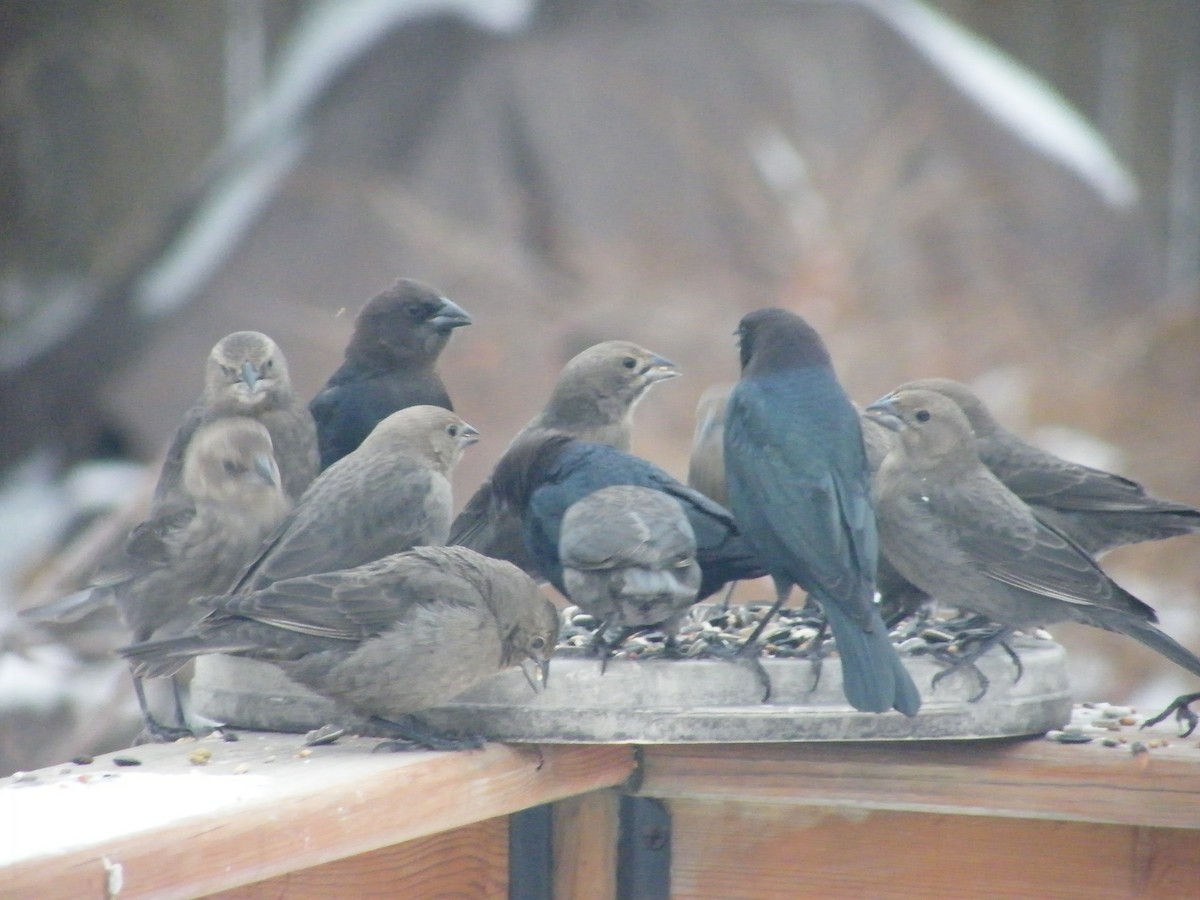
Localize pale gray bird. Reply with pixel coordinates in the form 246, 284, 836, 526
450, 340, 679, 568
230, 405, 479, 595
560, 485, 702, 653
154, 331, 318, 513
25, 417, 291, 739
895, 377, 1200, 556
120, 546, 560, 751
866, 388, 1200, 688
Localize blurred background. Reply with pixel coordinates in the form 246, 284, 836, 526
2, 0, 1198, 776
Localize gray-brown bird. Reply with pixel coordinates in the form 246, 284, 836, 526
25, 417, 291, 739
866, 388, 1200, 688
154, 331, 318, 513
560, 485, 702, 653
686, 383, 732, 506
450, 340, 679, 567
310, 279, 472, 470
895, 377, 1200, 556
230, 405, 479, 595
119, 546, 560, 751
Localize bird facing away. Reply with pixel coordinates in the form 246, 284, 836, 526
891, 377, 1200, 556
866, 388, 1200, 683
119, 546, 560, 751
153, 331, 318, 513
723, 308, 920, 716
450, 340, 679, 566
310, 279, 472, 470
687, 383, 733, 506
230, 405, 479, 596
559, 484, 702, 644
25, 417, 291, 739
491, 430, 765, 602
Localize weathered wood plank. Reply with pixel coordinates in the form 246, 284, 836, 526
668, 800, 1200, 898
0, 733, 635, 900
552, 789, 620, 900
635, 731, 1200, 829
210, 817, 508, 899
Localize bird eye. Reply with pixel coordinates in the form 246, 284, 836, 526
222, 460, 243, 475
915, 409, 931, 423
529, 636, 546, 651
622, 357, 637, 369
448, 424, 459, 437
261, 359, 274, 373
221, 365, 237, 378
406, 305, 424, 320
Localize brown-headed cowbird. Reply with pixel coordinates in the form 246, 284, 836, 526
559, 484, 702, 652
724, 308, 920, 716
866, 388, 1200, 685
231, 405, 478, 595
896, 377, 1200, 555
119, 546, 559, 751
450, 341, 679, 566
687, 383, 732, 506
154, 331, 318, 512
26, 417, 291, 739
310, 279, 472, 470
493, 430, 764, 604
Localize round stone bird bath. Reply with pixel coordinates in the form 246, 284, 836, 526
191, 636, 1070, 743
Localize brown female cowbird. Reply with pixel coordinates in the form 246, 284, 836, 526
866, 388, 1200, 683
119, 546, 560, 751
310, 279, 472, 470
26, 417, 291, 740
686, 383, 732, 506
896, 377, 1200, 556
154, 331, 318, 512
450, 341, 679, 565
231, 405, 478, 595
559, 484, 702, 651
724, 308, 920, 716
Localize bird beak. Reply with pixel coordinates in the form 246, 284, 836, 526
241, 361, 261, 392
642, 353, 680, 383
431, 298, 472, 331
520, 657, 551, 693
864, 396, 905, 432
254, 453, 282, 489
457, 422, 481, 448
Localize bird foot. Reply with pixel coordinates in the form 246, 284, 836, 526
133, 719, 196, 745
366, 715, 484, 752
926, 625, 1018, 702
1141, 692, 1200, 737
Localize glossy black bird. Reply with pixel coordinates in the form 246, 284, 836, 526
893, 377, 1200, 556
559, 484, 702, 648
450, 341, 679, 567
490, 430, 764, 603
119, 546, 560, 751
154, 330, 318, 512
231, 405, 478, 595
311, 279, 472, 470
867, 388, 1200, 686
724, 308, 920, 716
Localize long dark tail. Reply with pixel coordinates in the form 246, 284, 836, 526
1090, 609, 1200, 680
822, 597, 921, 717
118, 634, 258, 680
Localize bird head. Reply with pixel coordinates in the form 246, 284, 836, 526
205, 331, 288, 408
865, 389, 981, 472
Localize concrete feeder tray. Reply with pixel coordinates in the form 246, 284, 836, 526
192, 634, 1071, 743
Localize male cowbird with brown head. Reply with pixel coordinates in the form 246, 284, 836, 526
491, 430, 764, 604
893, 377, 1200, 556
27, 417, 291, 740
451, 341, 679, 565
866, 388, 1200, 684
154, 331, 318, 512
120, 546, 559, 751
724, 308, 920, 716
311, 279, 471, 470
231, 405, 479, 595
559, 484, 702, 651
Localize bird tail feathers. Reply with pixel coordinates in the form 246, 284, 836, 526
822, 599, 921, 717
118, 635, 259, 680
1090, 610, 1200, 681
